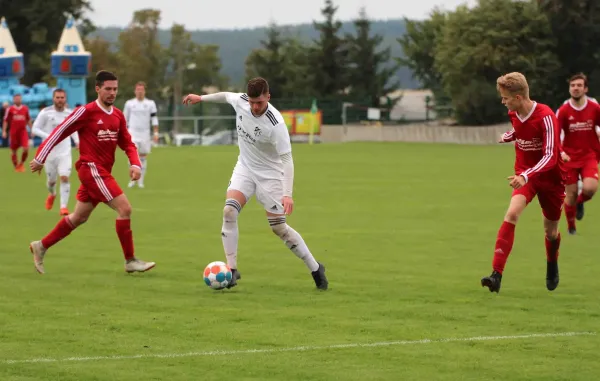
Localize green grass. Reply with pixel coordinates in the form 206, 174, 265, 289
0, 142, 599, 380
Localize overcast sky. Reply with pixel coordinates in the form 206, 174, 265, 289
88, 0, 476, 30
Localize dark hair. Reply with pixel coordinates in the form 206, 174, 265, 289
569, 73, 588, 87
96, 70, 118, 88
75, 103, 82, 107
53, 88, 66, 95
247, 77, 269, 98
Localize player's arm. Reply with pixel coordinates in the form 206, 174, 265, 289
151, 101, 159, 141
2, 108, 9, 138
31, 109, 50, 139
519, 114, 558, 183
182, 92, 240, 105
70, 131, 80, 148
34, 107, 87, 165
123, 100, 131, 127
117, 115, 141, 169
500, 128, 515, 143
272, 122, 294, 213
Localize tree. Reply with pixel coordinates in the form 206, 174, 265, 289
244, 23, 288, 98
84, 37, 120, 103
538, 0, 600, 98
346, 8, 400, 107
397, 9, 447, 101
310, 0, 348, 97
434, 0, 560, 125
0, 0, 94, 85
116, 9, 166, 102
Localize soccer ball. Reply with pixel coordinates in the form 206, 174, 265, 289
203, 261, 232, 290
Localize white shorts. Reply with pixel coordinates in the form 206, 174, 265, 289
227, 163, 285, 214
133, 138, 151, 155
46, 154, 72, 179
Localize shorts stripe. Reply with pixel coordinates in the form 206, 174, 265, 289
87, 163, 113, 201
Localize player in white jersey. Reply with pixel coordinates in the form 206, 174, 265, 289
31, 89, 79, 216
183, 77, 328, 290
123, 81, 159, 188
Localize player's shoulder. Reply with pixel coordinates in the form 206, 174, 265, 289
534, 102, 556, 117
264, 104, 284, 127
112, 106, 125, 117
40, 106, 54, 113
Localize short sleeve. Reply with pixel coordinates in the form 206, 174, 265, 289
271, 122, 292, 155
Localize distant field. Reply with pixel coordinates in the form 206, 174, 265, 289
1, 143, 598, 380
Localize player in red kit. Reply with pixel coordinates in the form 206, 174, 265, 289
481, 72, 565, 293
2, 94, 32, 172
556, 73, 600, 234
28, 71, 156, 274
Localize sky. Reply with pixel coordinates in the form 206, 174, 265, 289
88, 0, 477, 30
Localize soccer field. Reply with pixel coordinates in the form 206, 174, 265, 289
1, 142, 598, 380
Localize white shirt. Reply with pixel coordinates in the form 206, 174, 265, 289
123, 98, 158, 138
225, 93, 292, 180
32, 106, 79, 159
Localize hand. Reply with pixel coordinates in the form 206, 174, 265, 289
75, 144, 79, 150
282, 196, 294, 215
498, 135, 507, 143
561, 152, 570, 162
182, 94, 202, 105
507, 175, 526, 189
130, 166, 141, 181
30, 159, 43, 174
153, 133, 159, 144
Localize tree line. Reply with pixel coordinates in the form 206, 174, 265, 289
400, 0, 600, 125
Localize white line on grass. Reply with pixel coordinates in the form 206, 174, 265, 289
3, 331, 595, 365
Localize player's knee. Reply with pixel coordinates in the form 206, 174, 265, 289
544, 225, 559, 240
118, 203, 132, 218
270, 218, 288, 238
504, 210, 520, 224
59, 176, 69, 183
71, 214, 89, 226
223, 199, 241, 222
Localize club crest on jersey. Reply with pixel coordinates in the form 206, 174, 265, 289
254, 127, 261, 137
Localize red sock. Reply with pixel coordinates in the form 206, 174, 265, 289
11, 152, 17, 167
545, 233, 561, 262
41, 217, 76, 249
577, 193, 592, 204
564, 204, 576, 231
492, 221, 516, 274
116, 219, 135, 261
21, 150, 28, 163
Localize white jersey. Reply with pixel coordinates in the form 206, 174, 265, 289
32, 106, 79, 159
124, 98, 158, 139
225, 93, 292, 180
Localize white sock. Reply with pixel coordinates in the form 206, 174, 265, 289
59, 181, 70, 208
270, 218, 319, 272
140, 157, 147, 184
47, 181, 56, 195
222, 199, 241, 269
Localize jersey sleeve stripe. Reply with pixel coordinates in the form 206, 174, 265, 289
522, 115, 554, 177
36, 106, 85, 162
265, 110, 278, 126
240, 94, 249, 102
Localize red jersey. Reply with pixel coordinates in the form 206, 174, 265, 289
34, 100, 141, 172
3, 105, 31, 131
500, 102, 564, 183
556, 98, 600, 165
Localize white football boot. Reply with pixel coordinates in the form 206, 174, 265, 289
29, 240, 47, 274
125, 258, 156, 273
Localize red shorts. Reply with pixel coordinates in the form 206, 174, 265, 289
9, 128, 29, 150
512, 179, 565, 221
76, 162, 123, 206
565, 159, 599, 185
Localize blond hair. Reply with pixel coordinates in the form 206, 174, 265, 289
497, 72, 529, 98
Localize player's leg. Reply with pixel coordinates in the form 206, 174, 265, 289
57, 155, 73, 215
539, 188, 564, 291
257, 182, 328, 290
138, 140, 151, 187
9, 131, 18, 169
30, 199, 96, 274
482, 184, 534, 293
107, 193, 155, 273
44, 157, 58, 211
19, 130, 29, 169
575, 160, 599, 220
563, 168, 579, 234
222, 173, 255, 288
